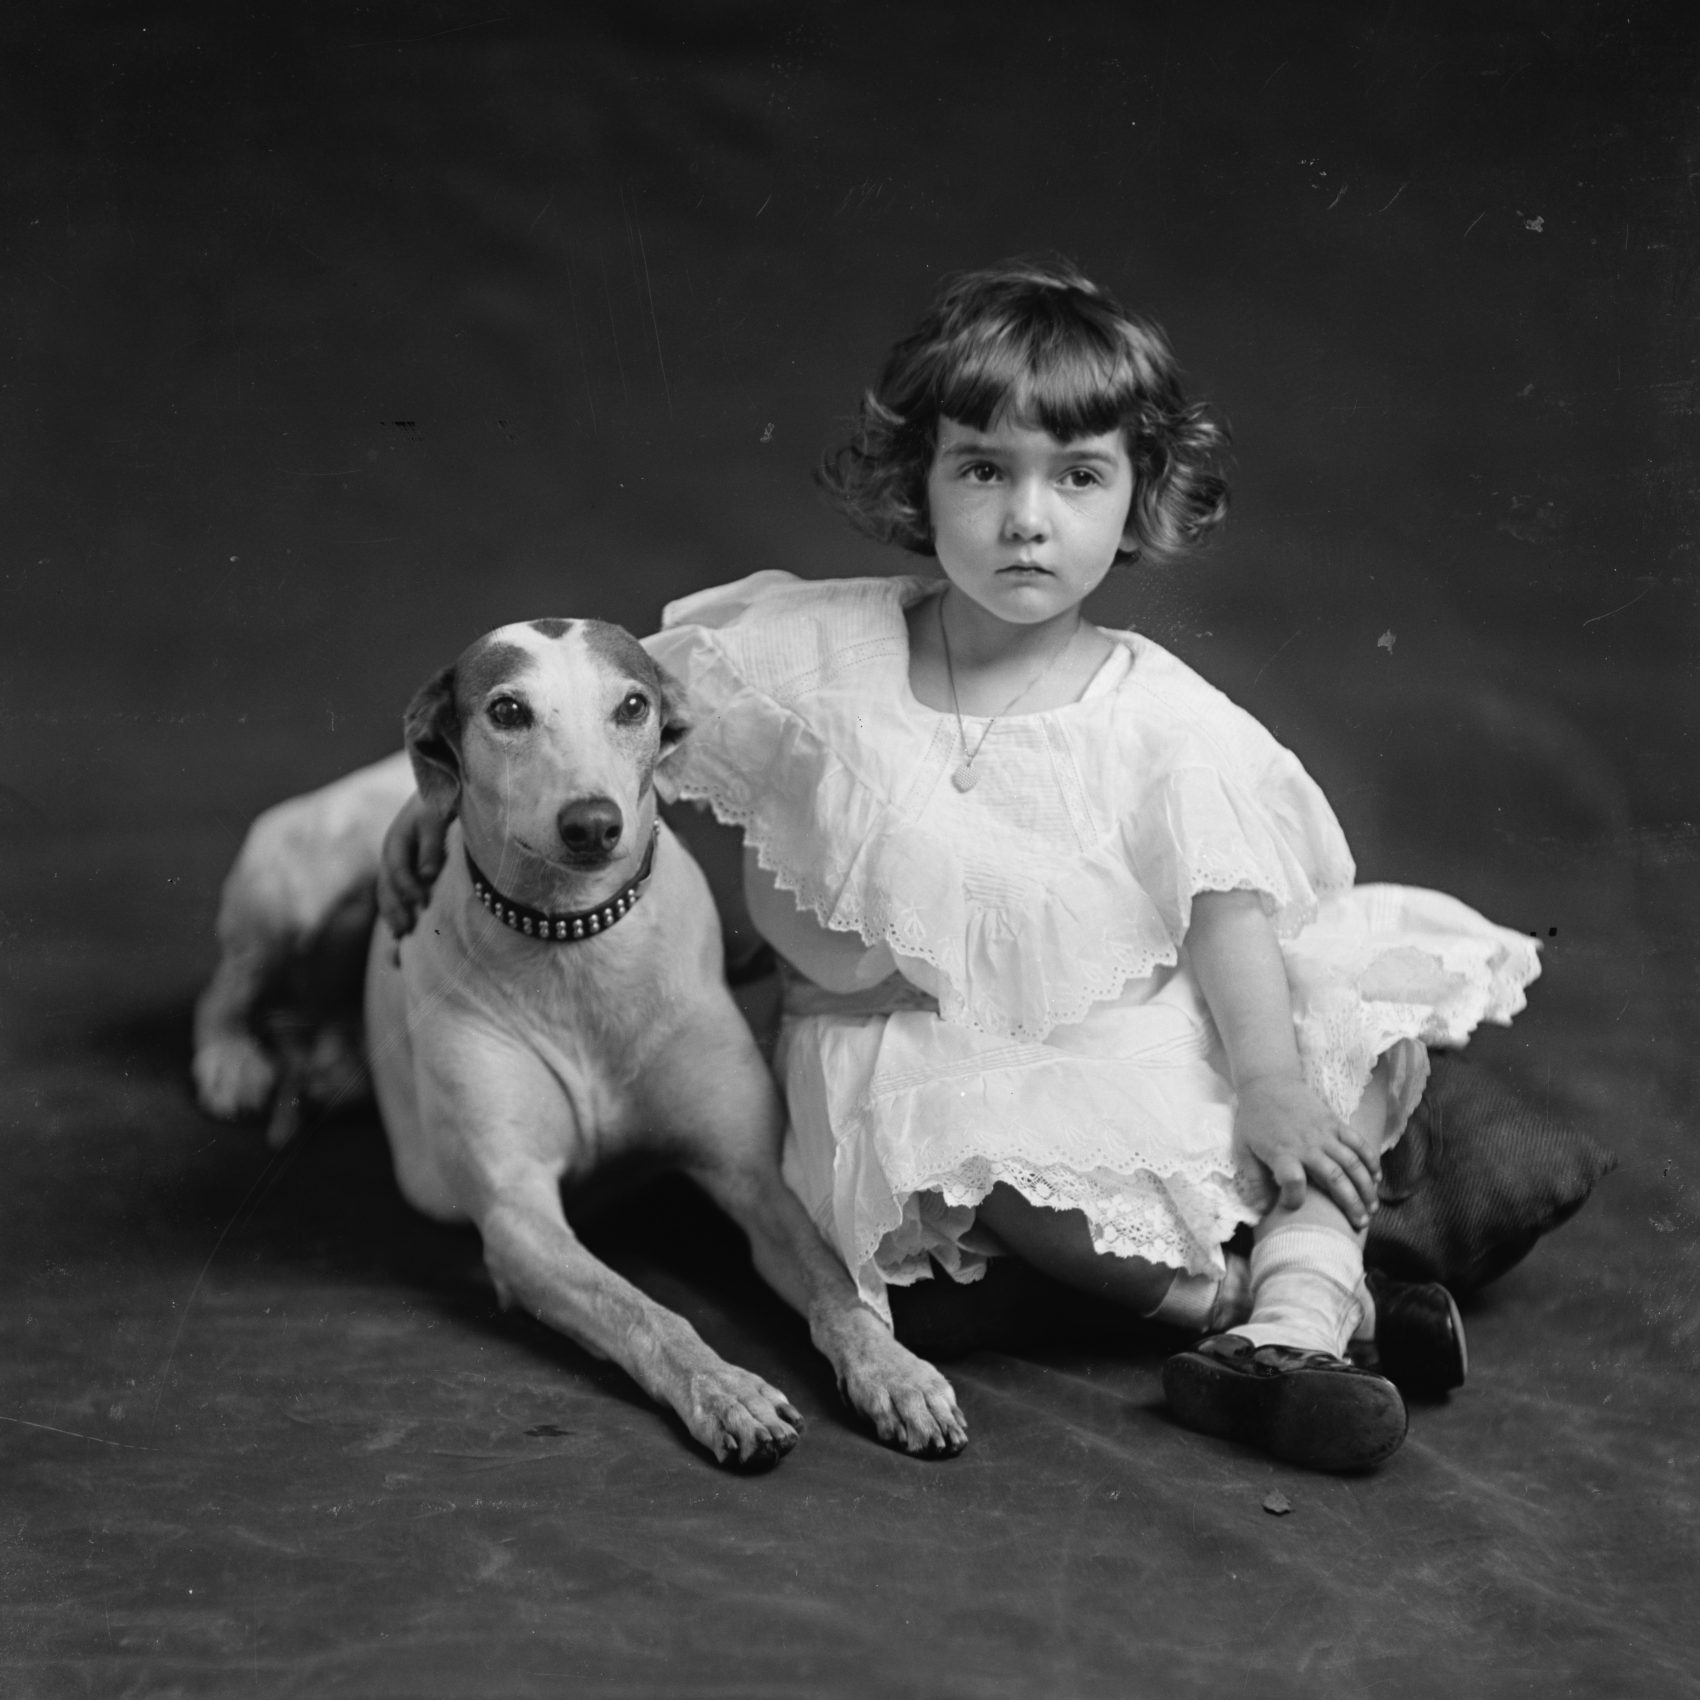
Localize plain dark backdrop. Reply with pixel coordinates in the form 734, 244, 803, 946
2, 4, 1697, 1697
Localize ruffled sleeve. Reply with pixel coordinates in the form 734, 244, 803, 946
1124, 752, 1357, 945
1103, 637, 1355, 942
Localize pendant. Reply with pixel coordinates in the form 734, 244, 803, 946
951, 765, 979, 793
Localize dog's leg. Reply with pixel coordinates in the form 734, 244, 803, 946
192, 929, 285, 1118
702, 1158, 970, 1457
479, 1168, 804, 1468
411, 1036, 804, 1469
659, 1024, 969, 1459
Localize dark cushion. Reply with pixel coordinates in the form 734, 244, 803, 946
1364, 1049, 1616, 1294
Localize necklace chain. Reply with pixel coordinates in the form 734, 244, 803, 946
937, 597, 1078, 792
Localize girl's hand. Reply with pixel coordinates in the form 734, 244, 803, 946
377, 793, 448, 937
1235, 1072, 1381, 1228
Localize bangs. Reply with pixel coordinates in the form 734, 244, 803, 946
923, 295, 1170, 441
820, 257, 1226, 561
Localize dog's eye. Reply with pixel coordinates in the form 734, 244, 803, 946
487, 695, 531, 730
615, 691, 650, 725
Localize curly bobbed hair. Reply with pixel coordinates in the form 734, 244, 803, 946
817, 256, 1230, 563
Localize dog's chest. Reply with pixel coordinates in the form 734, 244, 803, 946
410, 851, 723, 1161
490, 931, 700, 1121
518, 947, 675, 1056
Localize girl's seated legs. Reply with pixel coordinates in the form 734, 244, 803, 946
976, 1065, 1392, 1346
971, 1063, 1431, 1471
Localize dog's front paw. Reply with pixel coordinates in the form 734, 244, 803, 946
837, 1327, 968, 1460
683, 1365, 803, 1471
192, 1035, 277, 1119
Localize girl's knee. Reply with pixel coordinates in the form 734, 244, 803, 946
1379, 1038, 1430, 1144
1349, 1039, 1430, 1153
1349, 1068, 1391, 1147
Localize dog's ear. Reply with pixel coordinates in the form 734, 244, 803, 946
403, 664, 462, 819
653, 658, 691, 755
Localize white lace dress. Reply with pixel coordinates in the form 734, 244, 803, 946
647, 572, 1540, 1320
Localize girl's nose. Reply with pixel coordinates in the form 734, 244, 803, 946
1002, 479, 1050, 541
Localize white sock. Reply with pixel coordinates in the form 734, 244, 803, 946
1144, 1252, 1253, 1333
1231, 1224, 1372, 1357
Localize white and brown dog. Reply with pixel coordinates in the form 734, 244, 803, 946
193, 617, 966, 1468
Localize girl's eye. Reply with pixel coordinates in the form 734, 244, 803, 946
487, 695, 531, 730
615, 691, 651, 725
1062, 467, 1102, 489
964, 462, 1001, 483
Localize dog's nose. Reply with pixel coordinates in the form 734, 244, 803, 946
557, 797, 623, 858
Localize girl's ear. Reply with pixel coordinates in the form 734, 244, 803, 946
1119, 490, 1148, 563
403, 664, 462, 819
653, 659, 691, 754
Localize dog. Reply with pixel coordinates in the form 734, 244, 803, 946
193, 616, 967, 1468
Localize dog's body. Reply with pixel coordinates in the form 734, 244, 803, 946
193, 752, 416, 1139
194, 618, 965, 1467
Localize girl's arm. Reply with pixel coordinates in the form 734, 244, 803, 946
377, 791, 447, 937
1188, 889, 1381, 1228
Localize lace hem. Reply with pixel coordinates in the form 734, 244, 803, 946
670, 758, 1185, 1039
863, 1155, 1268, 1301
665, 691, 1347, 1040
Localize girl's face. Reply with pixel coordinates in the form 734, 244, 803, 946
925, 415, 1135, 629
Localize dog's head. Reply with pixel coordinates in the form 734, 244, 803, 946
403, 618, 689, 880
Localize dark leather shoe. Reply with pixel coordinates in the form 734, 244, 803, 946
1163, 1333, 1408, 1472
1362, 1270, 1468, 1394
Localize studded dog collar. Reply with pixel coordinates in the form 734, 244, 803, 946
465, 822, 661, 943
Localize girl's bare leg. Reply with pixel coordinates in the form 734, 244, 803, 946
972, 1184, 1181, 1316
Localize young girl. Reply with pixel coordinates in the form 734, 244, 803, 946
388, 258, 1538, 1472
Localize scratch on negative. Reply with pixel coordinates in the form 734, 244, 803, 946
0, 1414, 158, 1451
1375, 182, 1408, 215
1582, 585, 1653, 627
634, 215, 671, 417
1253, 629, 1302, 685
148, 1145, 295, 1427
